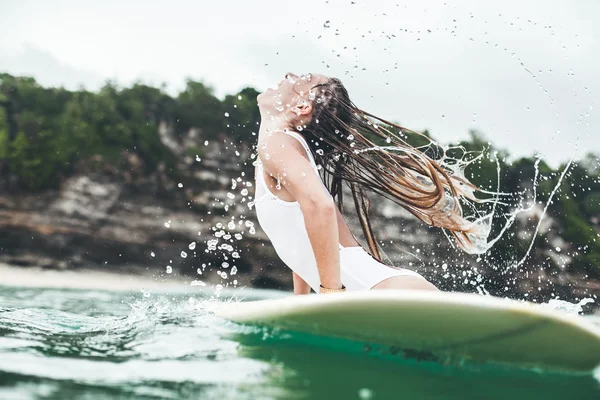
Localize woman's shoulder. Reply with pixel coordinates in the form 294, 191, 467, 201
257, 131, 315, 171
259, 130, 309, 154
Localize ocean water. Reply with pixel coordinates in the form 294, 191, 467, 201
0, 285, 599, 400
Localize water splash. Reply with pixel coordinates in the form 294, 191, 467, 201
541, 298, 595, 316
351, 138, 524, 255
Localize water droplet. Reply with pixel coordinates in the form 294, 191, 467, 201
164, 221, 171, 228
181, 251, 188, 258
347, 134, 354, 140
241, 188, 249, 196
323, 20, 331, 28
227, 192, 235, 199
222, 262, 230, 268
237, 95, 242, 100
204, 141, 209, 146
191, 280, 206, 286
358, 388, 373, 400
316, 149, 324, 155
386, 137, 392, 143
150, 251, 155, 257
178, 183, 183, 188
189, 242, 196, 250
166, 266, 172, 274
224, 112, 230, 117
228, 221, 236, 230
231, 266, 238, 275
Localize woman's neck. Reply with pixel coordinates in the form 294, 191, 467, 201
258, 119, 293, 138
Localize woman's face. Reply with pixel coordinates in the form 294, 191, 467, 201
257, 72, 329, 119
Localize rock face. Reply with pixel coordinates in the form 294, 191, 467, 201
0, 129, 598, 312
0, 132, 288, 291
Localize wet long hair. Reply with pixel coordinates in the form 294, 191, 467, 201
295, 77, 488, 261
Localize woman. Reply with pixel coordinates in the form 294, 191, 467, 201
254, 72, 485, 294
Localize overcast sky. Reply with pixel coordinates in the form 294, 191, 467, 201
1, 0, 598, 167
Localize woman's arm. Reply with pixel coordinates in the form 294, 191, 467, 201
259, 132, 342, 290
293, 272, 312, 294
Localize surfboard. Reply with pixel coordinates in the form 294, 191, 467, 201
212, 290, 600, 372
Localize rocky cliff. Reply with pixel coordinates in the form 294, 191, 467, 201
0, 127, 598, 312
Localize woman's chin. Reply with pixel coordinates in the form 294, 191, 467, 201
257, 93, 276, 108
257, 89, 272, 100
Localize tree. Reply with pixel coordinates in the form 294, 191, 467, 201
222, 87, 261, 145
174, 79, 225, 140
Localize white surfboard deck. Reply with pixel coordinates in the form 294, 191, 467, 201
212, 290, 600, 372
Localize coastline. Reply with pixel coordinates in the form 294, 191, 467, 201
0, 263, 190, 292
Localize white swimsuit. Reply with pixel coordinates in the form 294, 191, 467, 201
253, 129, 425, 292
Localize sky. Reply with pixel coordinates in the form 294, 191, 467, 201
0, 0, 598, 167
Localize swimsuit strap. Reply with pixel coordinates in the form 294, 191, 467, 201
275, 129, 318, 169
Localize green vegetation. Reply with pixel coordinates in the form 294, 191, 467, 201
0, 73, 260, 190
0, 73, 598, 275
